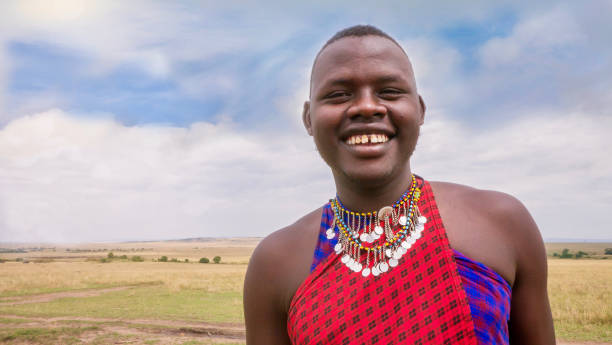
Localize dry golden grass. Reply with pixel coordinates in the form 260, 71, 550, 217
547, 259, 612, 341
0, 261, 246, 297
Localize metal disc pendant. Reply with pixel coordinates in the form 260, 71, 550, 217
415, 231, 422, 239
341, 255, 350, 264
378, 206, 393, 219
326, 231, 335, 240
398, 246, 407, 255
372, 265, 380, 276
401, 240, 409, 249
374, 226, 384, 235
389, 258, 398, 267
334, 243, 342, 253
399, 216, 407, 226
365, 233, 373, 243
361, 267, 371, 277
392, 250, 402, 260
380, 261, 389, 272
418, 216, 427, 224
353, 261, 362, 272
385, 248, 393, 258
359, 233, 368, 242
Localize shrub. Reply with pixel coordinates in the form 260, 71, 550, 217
107, 252, 114, 259
552, 252, 559, 257
184, 259, 189, 263
213, 256, 221, 264
15, 258, 23, 262
560, 248, 573, 259
99, 258, 109, 263
605, 248, 612, 255
199, 257, 210, 263
575, 251, 588, 259
159, 256, 168, 262
131, 256, 144, 262
170, 258, 178, 262
119, 255, 128, 259
0, 258, 6, 263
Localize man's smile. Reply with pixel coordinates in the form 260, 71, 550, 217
344, 133, 389, 145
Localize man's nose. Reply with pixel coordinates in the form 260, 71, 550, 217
347, 90, 387, 119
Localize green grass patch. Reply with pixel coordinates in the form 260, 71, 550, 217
0, 286, 243, 324
0, 317, 32, 324
0, 280, 162, 298
0, 326, 99, 344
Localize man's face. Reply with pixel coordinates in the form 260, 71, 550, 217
304, 35, 425, 186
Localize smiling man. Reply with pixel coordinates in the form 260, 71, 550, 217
244, 25, 555, 345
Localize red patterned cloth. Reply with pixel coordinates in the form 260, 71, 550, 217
287, 179, 477, 345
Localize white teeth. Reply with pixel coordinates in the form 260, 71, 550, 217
345, 134, 389, 145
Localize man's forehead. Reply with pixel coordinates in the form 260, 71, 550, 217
311, 36, 414, 88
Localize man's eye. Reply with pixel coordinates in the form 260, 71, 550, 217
380, 89, 401, 95
327, 91, 350, 98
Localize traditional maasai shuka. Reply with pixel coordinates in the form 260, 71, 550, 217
288, 177, 482, 345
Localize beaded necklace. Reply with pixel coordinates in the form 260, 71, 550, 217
326, 175, 427, 277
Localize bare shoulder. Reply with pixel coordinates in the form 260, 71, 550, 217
245, 207, 322, 310
244, 207, 323, 344
429, 181, 545, 287
430, 181, 541, 245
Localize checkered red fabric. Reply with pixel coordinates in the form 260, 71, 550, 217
287, 178, 477, 345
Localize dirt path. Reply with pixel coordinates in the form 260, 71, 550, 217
1, 314, 245, 344
0, 286, 135, 306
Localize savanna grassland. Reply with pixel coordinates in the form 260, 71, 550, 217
0, 240, 610, 344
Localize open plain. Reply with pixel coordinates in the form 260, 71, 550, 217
0, 240, 610, 344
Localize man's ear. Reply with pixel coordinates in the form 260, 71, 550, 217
302, 101, 313, 136
418, 95, 426, 125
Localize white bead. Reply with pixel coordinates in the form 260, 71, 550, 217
361, 268, 371, 277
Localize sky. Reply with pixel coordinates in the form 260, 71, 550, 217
0, 0, 611, 243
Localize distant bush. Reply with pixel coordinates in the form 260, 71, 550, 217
213, 256, 221, 264
0, 258, 6, 263
560, 248, 573, 259
107, 252, 114, 259
131, 256, 144, 262
552, 252, 559, 257
119, 255, 128, 259
605, 248, 612, 255
199, 257, 209, 263
184, 259, 189, 263
15, 258, 23, 262
575, 251, 588, 259
99, 258, 109, 263
158, 256, 168, 262
170, 258, 179, 262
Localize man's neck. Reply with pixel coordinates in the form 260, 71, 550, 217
332, 168, 414, 213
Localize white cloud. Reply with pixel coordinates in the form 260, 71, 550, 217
0, 109, 332, 242
478, 5, 585, 68
414, 111, 612, 240
1, 109, 610, 242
